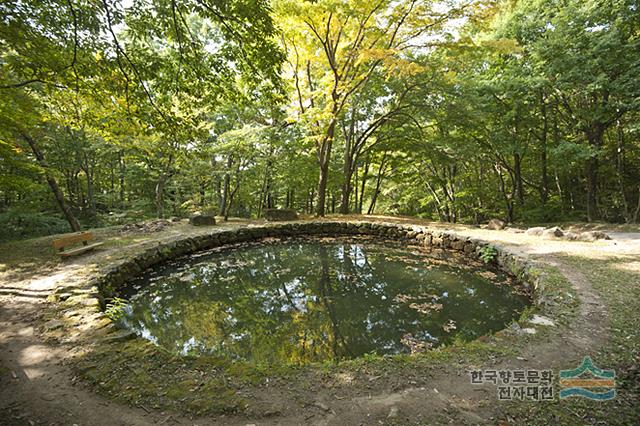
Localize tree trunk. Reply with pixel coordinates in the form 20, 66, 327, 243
633, 187, 640, 224
340, 169, 353, 215
119, 149, 126, 208
316, 114, 337, 217
211, 156, 222, 211
21, 132, 81, 232
219, 155, 233, 217
358, 157, 370, 214
539, 91, 549, 204
75, 171, 84, 212
83, 153, 96, 218
86, 169, 96, 218
308, 187, 315, 214
615, 123, 631, 222
316, 153, 330, 217
585, 124, 605, 222
199, 180, 206, 208
257, 163, 269, 218
224, 160, 242, 221
514, 153, 524, 205
585, 157, 598, 222
367, 153, 388, 215
340, 116, 355, 214
353, 165, 358, 213
495, 164, 514, 223
425, 179, 445, 221
155, 175, 166, 218
444, 164, 458, 223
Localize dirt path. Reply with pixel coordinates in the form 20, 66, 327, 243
0, 220, 637, 425
0, 296, 159, 425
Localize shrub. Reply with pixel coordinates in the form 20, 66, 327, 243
0, 210, 70, 242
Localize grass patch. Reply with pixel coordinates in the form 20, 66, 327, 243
74, 335, 518, 416
496, 255, 640, 425
530, 266, 580, 326
0, 236, 60, 276
75, 340, 251, 415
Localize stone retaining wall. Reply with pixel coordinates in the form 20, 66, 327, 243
94, 221, 544, 310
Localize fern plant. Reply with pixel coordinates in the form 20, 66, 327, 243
104, 297, 129, 321
479, 245, 498, 264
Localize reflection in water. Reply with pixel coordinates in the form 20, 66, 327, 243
117, 238, 529, 363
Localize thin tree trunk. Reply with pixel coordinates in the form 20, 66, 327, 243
367, 153, 388, 215
199, 180, 206, 208
257, 163, 269, 218
539, 91, 549, 204
86, 169, 96, 217
353, 165, 358, 213
308, 187, 315, 214
155, 175, 166, 218
316, 129, 333, 217
495, 164, 514, 223
514, 153, 524, 205
21, 132, 81, 232
340, 113, 356, 214
316, 163, 329, 216
219, 155, 233, 217
616, 122, 631, 221
83, 152, 96, 218
75, 172, 84, 212
633, 187, 640, 223
340, 170, 353, 214
119, 150, 126, 208
585, 124, 605, 222
358, 156, 370, 214
424, 179, 445, 221
224, 160, 242, 221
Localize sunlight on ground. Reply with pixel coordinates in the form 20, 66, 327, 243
18, 344, 50, 380
28, 271, 73, 291
612, 260, 640, 274
336, 372, 355, 385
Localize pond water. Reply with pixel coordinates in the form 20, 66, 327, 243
116, 237, 529, 363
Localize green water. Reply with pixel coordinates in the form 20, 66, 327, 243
117, 237, 529, 363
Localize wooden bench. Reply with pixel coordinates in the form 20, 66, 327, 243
52, 232, 104, 258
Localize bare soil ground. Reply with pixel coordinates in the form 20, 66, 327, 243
1, 216, 638, 425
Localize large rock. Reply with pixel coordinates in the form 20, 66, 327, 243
487, 219, 506, 230
525, 227, 545, 236
528, 314, 555, 327
264, 209, 298, 221
578, 230, 611, 242
100, 329, 136, 343
189, 214, 216, 226
44, 319, 64, 331
564, 231, 579, 241
542, 226, 564, 238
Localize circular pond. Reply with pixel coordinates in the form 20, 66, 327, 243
115, 236, 529, 363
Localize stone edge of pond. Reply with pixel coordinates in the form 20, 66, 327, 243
54, 220, 548, 344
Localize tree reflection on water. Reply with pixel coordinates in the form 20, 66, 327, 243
118, 238, 528, 364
